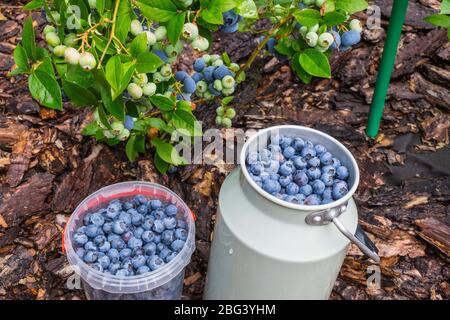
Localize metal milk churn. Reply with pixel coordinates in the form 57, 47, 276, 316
204, 125, 379, 300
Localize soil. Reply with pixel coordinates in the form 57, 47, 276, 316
0, 0, 449, 300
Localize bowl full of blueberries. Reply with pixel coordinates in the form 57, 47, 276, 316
64, 182, 195, 300
241, 125, 360, 210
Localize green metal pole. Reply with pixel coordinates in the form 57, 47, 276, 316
366, 0, 409, 138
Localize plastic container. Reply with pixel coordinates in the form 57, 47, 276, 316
64, 181, 195, 300
204, 125, 378, 299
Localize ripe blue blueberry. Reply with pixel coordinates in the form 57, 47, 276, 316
262, 179, 281, 194
312, 179, 326, 195
165, 204, 178, 217
76, 247, 85, 259
142, 217, 155, 230
320, 173, 334, 186
307, 167, 321, 180
91, 263, 103, 272
153, 209, 166, 220
322, 187, 333, 200
331, 157, 341, 168
127, 237, 143, 250
265, 160, 280, 173
174, 228, 187, 241
150, 199, 163, 210
336, 166, 349, 180
221, 23, 238, 33
301, 147, 316, 160
98, 255, 111, 269
213, 65, 233, 79
159, 248, 172, 260
143, 242, 157, 256
162, 230, 176, 246
163, 217, 177, 230
279, 175, 293, 187
90, 212, 105, 227
106, 202, 121, 219
293, 170, 309, 186
124, 115, 134, 131
111, 238, 126, 250
74, 233, 88, 247
94, 234, 106, 246
123, 201, 134, 210
175, 71, 189, 82
192, 72, 203, 82
321, 165, 336, 176
102, 222, 113, 234
341, 30, 361, 47
170, 239, 185, 252
304, 194, 321, 205
194, 58, 206, 72
134, 195, 147, 205
136, 205, 148, 215
107, 248, 120, 263
292, 156, 307, 169
147, 255, 165, 271
85, 225, 99, 238
332, 181, 348, 200
294, 193, 306, 204
203, 66, 216, 82
152, 219, 165, 233
286, 182, 300, 195
119, 248, 132, 260
314, 144, 327, 155
183, 76, 197, 94
320, 152, 333, 165
279, 161, 295, 176
280, 137, 293, 149
152, 49, 168, 62
137, 265, 150, 275
131, 255, 147, 269
266, 37, 277, 54
115, 268, 129, 277
177, 219, 187, 229
299, 184, 313, 196
292, 138, 305, 151
156, 243, 166, 253
165, 251, 178, 263
250, 162, 264, 175
282, 146, 296, 159
83, 250, 98, 263
208, 83, 221, 96
307, 157, 320, 168
118, 212, 132, 225
112, 220, 127, 235
122, 230, 134, 242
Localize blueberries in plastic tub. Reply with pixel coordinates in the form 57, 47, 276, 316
73, 196, 189, 277
245, 135, 351, 205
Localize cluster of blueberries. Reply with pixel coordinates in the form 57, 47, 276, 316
176, 55, 240, 101
72, 196, 189, 277
220, 10, 242, 33
246, 134, 351, 205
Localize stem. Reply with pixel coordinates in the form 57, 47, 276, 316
235, 14, 293, 79
98, 0, 120, 67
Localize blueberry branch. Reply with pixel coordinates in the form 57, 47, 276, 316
98, 0, 120, 67
235, 14, 294, 79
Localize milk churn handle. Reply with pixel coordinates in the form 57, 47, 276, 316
305, 203, 380, 263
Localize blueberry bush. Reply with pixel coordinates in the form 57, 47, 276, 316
425, 0, 450, 39
10, 0, 369, 172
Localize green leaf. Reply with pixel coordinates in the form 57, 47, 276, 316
166, 12, 186, 45
96, 0, 106, 14
12, 44, 29, 71
23, 0, 44, 10
292, 53, 312, 84
424, 14, 450, 28
202, 6, 224, 24
116, 0, 133, 42
293, 9, 321, 27
96, 104, 112, 129
22, 17, 37, 62
144, 117, 173, 133
151, 137, 187, 165
299, 49, 331, 79
215, 0, 237, 12
136, 51, 164, 73
28, 70, 62, 110
135, 135, 145, 153
274, 39, 295, 56
62, 80, 98, 106
126, 135, 138, 161
335, 0, 368, 14
64, 64, 95, 88
81, 122, 100, 136
235, 0, 258, 19
149, 94, 175, 111
36, 56, 54, 77
130, 33, 148, 57
221, 96, 234, 106
99, 85, 125, 121
137, 0, 177, 22
323, 11, 346, 26
172, 109, 202, 136
105, 56, 136, 99
324, 0, 336, 13
222, 52, 231, 65
154, 153, 169, 174
93, 34, 116, 55
441, 0, 450, 14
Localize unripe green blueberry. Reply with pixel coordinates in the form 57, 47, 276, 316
273, 4, 285, 15
46, 32, 61, 47
142, 82, 157, 96
212, 59, 223, 67
64, 47, 81, 65
178, 100, 191, 110
133, 73, 148, 86
130, 20, 143, 36
349, 19, 363, 32
47, 11, 60, 24
43, 25, 56, 36
222, 87, 235, 96
210, 54, 220, 62
213, 79, 223, 91
222, 118, 232, 128
63, 33, 78, 47
111, 121, 124, 136
315, 45, 329, 52
215, 116, 223, 125
318, 32, 334, 48
300, 26, 308, 37
154, 26, 167, 41
303, 0, 313, 5
79, 52, 97, 71
196, 80, 207, 93
167, 56, 177, 64
103, 130, 115, 139
182, 23, 199, 41
118, 128, 130, 141
229, 63, 240, 73
309, 24, 319, 33
163, 91, 172, 98
202, 54, 211, 64
225, 108, 236, 119
315, 0, 325, 7
160, 64, 172, 77
222, 75, 235, 89
165, 41, 183, 57
88, 0, 97, 9
145, 31, 156, 46
191, 36, 209, 51
203, 91, 213, 100
179, 0, 193, 7
216, 106, 224, 116
305, 31, 318, 47
53, 45, 67, 57
162, 74, 172, 82
153, 72, 164, 84
127, 83, 143, 99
